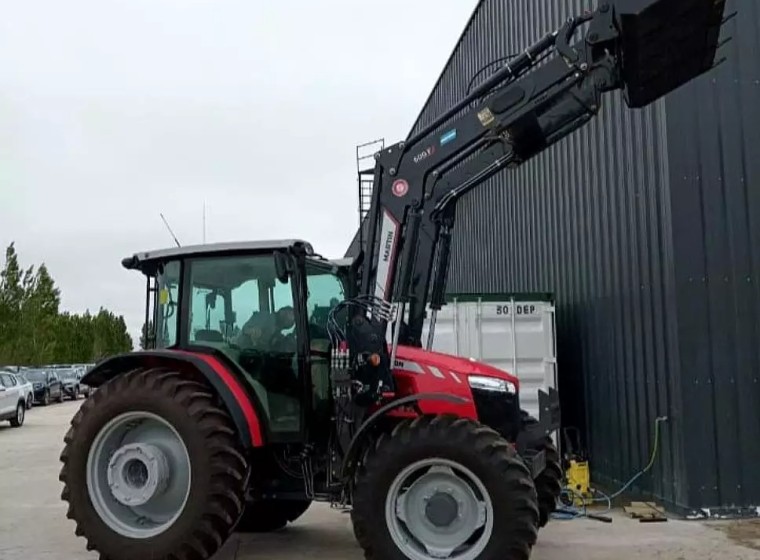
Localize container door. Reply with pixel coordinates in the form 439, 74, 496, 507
421, 298, 468, 356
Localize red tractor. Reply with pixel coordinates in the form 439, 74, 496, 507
60, 2, 726, 559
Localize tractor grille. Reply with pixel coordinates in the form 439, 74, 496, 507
470, 388, 522, 443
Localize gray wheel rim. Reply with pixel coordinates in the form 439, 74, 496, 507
86, 411, 192, 539
385, 458, 494, 560
17, 403, 24, 424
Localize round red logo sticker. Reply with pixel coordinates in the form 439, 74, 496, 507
392, 179, 409, 198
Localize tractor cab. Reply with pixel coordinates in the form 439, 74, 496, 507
122, 239, 348, 443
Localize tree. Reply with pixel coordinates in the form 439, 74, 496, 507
16, 263, 62, 363
0, 243, 24, 362
139, 320, 155, 350
92, 308, 133, 361
0, 243, 133, 366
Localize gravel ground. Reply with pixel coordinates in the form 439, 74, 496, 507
1, 399, 758, 560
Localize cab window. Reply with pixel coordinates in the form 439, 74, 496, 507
304, 261, 346, 429
155, 260, 180, 348
304, 262, 346, 339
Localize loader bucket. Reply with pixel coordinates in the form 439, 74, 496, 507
614, 0, 728, 108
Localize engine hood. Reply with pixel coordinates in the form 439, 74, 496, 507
394, 345, 520, 388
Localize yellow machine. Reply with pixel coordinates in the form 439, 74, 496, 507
566, 460, 592, 506
563, 428, 593, 506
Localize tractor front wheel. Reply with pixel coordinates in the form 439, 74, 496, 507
235, 499, 311, 532
59, 368, 249, 560
351, 415, 539, 560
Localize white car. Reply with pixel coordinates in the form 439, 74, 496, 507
0, 371, 28, 427
13, 372, 34, 409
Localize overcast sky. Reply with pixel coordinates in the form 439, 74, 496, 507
0, 0, 478, 345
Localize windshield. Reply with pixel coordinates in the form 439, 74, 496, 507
59, 370, 78, 381
26, 370, 47, 382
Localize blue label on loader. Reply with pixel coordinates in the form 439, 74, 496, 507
440, 129, 457, 146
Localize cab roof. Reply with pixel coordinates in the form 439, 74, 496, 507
121, 239, 315, 275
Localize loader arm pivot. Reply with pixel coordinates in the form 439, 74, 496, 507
338, 0, 727, 400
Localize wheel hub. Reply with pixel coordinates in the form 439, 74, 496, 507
425, 492, 459, 528
86, 411, 192, 539
107, 443, 170, 507
386, 460, 492, 560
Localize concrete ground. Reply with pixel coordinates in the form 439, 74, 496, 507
1, 399, 759, 560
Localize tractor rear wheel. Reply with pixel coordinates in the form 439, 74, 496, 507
235, 499, 311, 532
351, 415, 539, 560
59, 367, 249, 560
521, 412, 562, 527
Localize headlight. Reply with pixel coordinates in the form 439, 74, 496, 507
468, 375, 516, 394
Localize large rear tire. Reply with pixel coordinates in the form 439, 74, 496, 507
351, 415, 539, 560
235, 499, 311, 532
521, 412, 562, 527
59, 367, 249, 560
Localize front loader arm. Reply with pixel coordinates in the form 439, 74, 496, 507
334, 0, 728, 404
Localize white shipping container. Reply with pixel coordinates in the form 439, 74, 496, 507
421, 295, 558, 421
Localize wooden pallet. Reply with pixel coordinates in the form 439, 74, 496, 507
623, 501, 668, 523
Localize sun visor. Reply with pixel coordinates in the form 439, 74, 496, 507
614, 0, 727, 108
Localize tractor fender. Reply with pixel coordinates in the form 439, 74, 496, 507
340, 392, 469, 481
82, 350, 265, 448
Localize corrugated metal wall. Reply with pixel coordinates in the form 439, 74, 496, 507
663, 2, 760, 511
406, 0, 759, 513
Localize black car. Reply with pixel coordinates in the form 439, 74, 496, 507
24, 369, 64, 405
59, 369, 90, 400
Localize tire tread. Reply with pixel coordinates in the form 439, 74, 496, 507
351, 415, 539, 560
59, 366, 248, 560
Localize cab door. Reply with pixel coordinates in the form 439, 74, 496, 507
301, 259, 349, 440
183, 253, 306, 443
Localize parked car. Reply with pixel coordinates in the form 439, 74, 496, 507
13, 372, 34, 409
0, 371, 28, 427
24, 369, 64, 405
59, 368, 89, 400
78, 376, 93, 398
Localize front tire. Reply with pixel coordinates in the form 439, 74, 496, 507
351, 415, 539, 560
59, 367, 249, 560
235, 499, 311, 533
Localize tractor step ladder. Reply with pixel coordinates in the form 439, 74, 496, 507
355, 138, 385, 247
